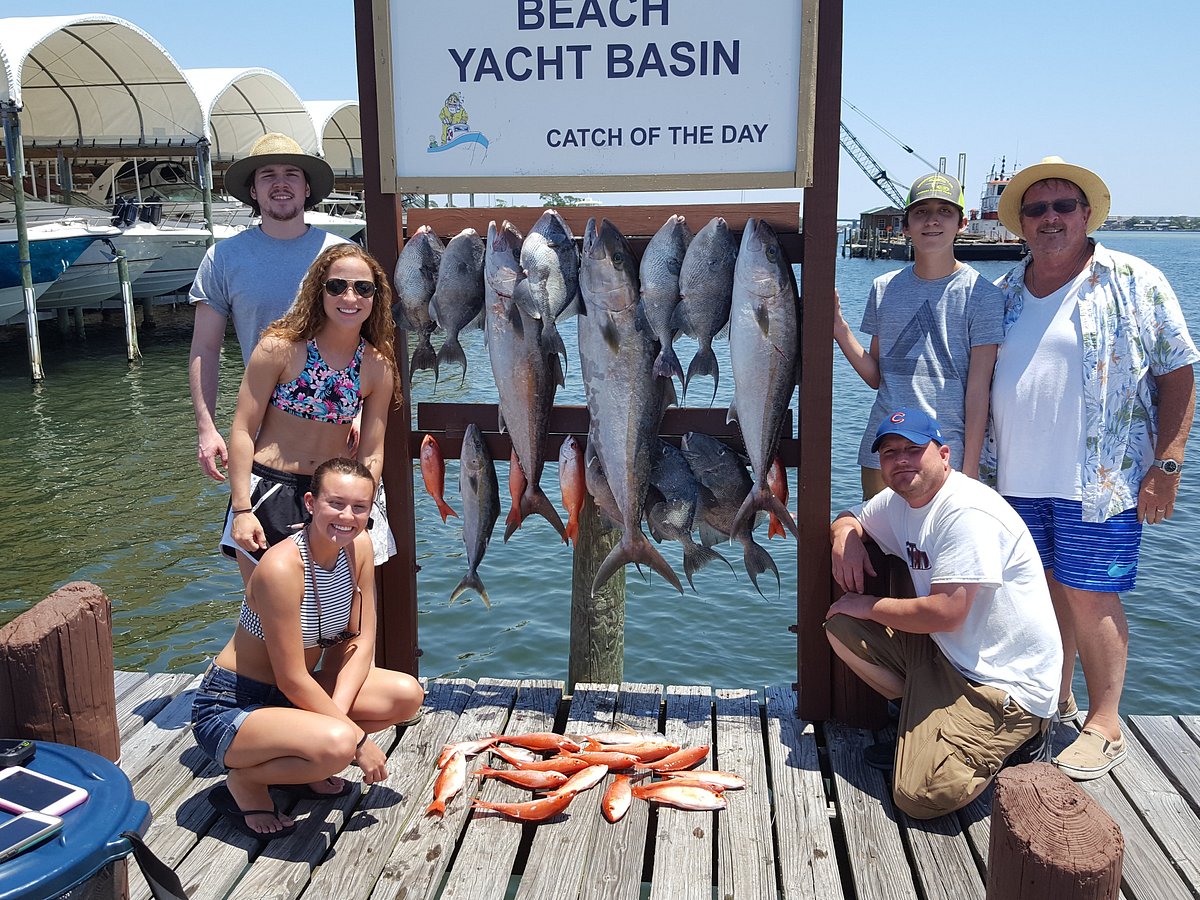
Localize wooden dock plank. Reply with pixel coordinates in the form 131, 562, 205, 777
115, 669, 151, 702
120, 674, 201, 784
1131, 715, 1200, 812
513, 683, 620, 900
366, 679, 522, 900
438, 680, 564, 900
714, 688, 775, 900
1074, 721, 1195, 900
577, 682, 663, 900
763, 685, 844, 900
825, 722, 920, 900
648, 685, 713, 900
899, 809, 985, 900
117, 672, 194, 742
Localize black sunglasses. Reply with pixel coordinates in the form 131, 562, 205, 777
1019, 198, 1087, 218
324, 278, 377, 299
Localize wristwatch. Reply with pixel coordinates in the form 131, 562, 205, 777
1153, 458, 1183, 475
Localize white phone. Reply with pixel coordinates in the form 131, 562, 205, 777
0, 810, 64, 862
0, 767, 89, 816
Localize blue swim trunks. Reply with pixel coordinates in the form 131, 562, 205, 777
1003, 496, 1142, 592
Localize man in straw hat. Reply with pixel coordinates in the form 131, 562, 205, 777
187, 132, 347, 482
982, 156, 1198, 779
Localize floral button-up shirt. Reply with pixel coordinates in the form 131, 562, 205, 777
982, 241, 1199, 522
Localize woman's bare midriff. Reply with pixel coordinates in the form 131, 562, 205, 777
251, 405, 355, 475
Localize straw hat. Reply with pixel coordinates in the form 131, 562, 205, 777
998, 156, 1111, 236
223, 133, 334, 209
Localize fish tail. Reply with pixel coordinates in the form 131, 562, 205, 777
435, 496, 459, 523
766, 491, 800, 539
742, 538, 780, 600
592, 529, 683, 597
767, 514, 784, 540
685, 343, 719, 402
544, 320, 569, 374
564, 510, 579, 545
425, 799, 446, 817
450, 568, 491, 608
522, 486, 566, 540
410, 335, 438, 381
436, 333, 468, 383
681, 537, 733, 592
731, 484, 797, 541
652, 343, 685, 385
503, 504, 523, 543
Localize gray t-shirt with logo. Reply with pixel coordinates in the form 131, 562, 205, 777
858, 264, 1004, 469
189, 225, 349, 364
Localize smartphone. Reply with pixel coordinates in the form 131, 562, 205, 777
0, 767, 89, 816
0, 810, 63, 862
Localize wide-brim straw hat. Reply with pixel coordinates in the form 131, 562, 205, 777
223, 132, 335, 209
998, 156, 1111, 236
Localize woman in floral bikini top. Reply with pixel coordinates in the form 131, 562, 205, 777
224, 244, 402, 587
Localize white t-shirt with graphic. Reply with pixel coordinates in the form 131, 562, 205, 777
853, 471, 1062, 718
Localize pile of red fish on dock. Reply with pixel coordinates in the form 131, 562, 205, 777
425, 727, 744, 822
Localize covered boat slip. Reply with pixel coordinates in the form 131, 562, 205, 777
117, 671, 1200, 900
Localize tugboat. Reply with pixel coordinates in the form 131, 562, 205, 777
955, 158, 1025, 260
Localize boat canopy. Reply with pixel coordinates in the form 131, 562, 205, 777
0, 15, 203, 149
306, 101, 362, 178
185, 67, 318, 162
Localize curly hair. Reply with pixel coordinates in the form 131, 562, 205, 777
263, 244, 402, 402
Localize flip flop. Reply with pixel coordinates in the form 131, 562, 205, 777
208, 784, 297, 840
271, 777, 357, 800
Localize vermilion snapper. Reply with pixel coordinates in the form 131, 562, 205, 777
583, 737, 680, 762
602, 774, 632, 823
548, 764, 608, 796
491, 745, 592, 773
420, 434, 457, 523
558, 435, 585, 545
766, 455, 789, 540
631, 781, 726, 810
504, 448, 526, 540
496, 732, 583, 753
661, 770, 746, 790
437, 736, 499, 770
559, 750, 640, 770
471, 788, 578, 821
637, 745, 710, 772
426, 749, 466, 816
475, 766, 569, 791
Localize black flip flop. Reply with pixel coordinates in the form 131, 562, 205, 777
208, 784, 297, 840
271, 777, 357, 800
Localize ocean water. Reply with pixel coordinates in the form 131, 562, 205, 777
0, 231, 1196, 712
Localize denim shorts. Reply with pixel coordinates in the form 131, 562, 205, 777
191, 664, 293, 768
1003, 496, 1142, 592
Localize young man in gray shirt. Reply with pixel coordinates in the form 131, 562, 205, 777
833, 173, 1004, 499
188, 133, 347, 481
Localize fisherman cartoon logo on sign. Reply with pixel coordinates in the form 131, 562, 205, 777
390, 0, 805, 181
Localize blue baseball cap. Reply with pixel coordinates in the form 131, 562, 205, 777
871, 407, 945, 452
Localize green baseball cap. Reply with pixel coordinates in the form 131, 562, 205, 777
904, 173, 965, 212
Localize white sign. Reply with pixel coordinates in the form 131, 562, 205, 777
378, 0, 815, 193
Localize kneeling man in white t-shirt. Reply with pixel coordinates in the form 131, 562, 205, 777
826, 407, 1062, 819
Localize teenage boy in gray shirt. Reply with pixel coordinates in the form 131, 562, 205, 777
834, 173, 1004, 499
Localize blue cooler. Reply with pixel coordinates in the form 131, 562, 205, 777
0, 741, 150, 900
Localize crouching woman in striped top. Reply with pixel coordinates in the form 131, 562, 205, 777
192, 457, 424, 840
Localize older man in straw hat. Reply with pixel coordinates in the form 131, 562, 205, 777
981, 156, 1199, 780
188, 132, 348, 483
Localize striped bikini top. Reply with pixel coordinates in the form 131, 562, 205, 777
238, 530, 355, 649
269, 338, 365, 424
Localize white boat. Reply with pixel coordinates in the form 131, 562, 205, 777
965, 158, 1021, 242
0, 220, 119, 324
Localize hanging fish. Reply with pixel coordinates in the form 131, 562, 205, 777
558, 435, 585, 546
450, 424, 500, 607
420, 434, 457, 523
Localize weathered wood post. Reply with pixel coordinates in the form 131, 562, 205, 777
987, 764, 1123, 899
0, 582, 119, 760
568, 494, 625, 691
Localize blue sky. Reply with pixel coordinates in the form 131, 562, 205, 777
8, 1, 1196, 217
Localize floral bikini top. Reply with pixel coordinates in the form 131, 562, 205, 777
270, 338, 365, 424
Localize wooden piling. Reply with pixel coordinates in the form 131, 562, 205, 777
568, 493, 625, 691
0, 582, 119, 760
987, 763, 1123, 899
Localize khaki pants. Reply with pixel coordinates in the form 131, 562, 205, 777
825, 614, 1044, 819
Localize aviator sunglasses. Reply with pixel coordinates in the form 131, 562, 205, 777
1019, 198, 1087, 218
323, 278, 377, 299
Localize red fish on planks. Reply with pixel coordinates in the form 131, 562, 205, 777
471, 789, 578, 821
636, 744, 710, 773
475, 766, 569, 791
420, 434, 457, 523
558, 435, 585, 545
426, 749, 466, 816
630, 781, 726, 810
602, 774, 632, 823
